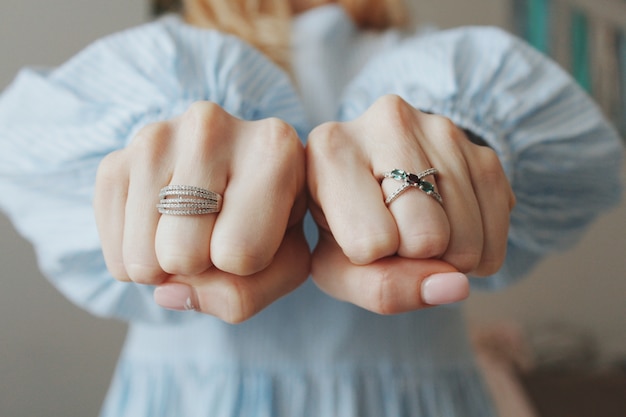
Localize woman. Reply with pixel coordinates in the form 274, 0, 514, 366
0, 0, 622, 416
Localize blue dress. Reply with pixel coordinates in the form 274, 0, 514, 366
0, 6, 622, 417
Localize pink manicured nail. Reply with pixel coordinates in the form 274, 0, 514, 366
421, 273, 469, 305
154, 283, 198, 311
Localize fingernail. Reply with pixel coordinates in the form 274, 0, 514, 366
421, 272, 469, 305
154, 283, 198, 311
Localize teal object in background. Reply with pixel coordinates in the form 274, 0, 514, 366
571, 11, 591, 93
520, 1, 594, 95
617, 32, 626, 136
527, 0, 550, 53
512, 0, 625, 137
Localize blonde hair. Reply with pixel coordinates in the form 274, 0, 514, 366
154, 0, 408, 69
183, 0, 293, 69
340, 0, 408, 30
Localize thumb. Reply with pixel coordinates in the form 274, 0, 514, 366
312, 234, 469, 315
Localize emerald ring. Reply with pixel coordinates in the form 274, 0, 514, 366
381, 168, 443, 205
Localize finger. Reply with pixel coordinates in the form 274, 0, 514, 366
307, 122, 398, 265
155, 103, 230, 276
311, 231, 469, 315
210, 118, 305, 276
360, 96, 450, 259
122, 123, 174, 284
419, 119, 484, 273
154, 224, 311, 323
377, 169, 449, 259
466, 145, 515, 276
94, 150, 131, 281
156, 190, 223, 277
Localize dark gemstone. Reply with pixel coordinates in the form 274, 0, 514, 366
407, 173, 420, 184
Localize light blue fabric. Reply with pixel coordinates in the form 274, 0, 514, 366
0, 6, 623, 417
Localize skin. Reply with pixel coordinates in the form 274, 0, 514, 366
95, 103, 311, 323
94, 3, 515, 323
307, 96, 514, 314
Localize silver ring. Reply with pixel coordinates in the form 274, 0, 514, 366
381, 168, 443, 205
157, 185, 222, 215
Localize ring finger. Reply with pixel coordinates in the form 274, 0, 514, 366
376, 149, 450, 260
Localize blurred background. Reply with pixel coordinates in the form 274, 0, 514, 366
1, 0, 624, 416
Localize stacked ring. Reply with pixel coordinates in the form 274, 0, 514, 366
381, 168, 443, 205
157, 185, 222, 215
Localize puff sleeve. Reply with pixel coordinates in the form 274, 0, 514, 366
339, 26, 624, 288
0, 16, 307, 322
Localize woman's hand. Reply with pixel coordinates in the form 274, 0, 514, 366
94, 101, 310, 323
306, 95, 515, 314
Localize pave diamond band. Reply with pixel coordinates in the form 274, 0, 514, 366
157, 185, 222, 216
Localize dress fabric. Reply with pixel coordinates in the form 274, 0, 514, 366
0, 5, 623, 417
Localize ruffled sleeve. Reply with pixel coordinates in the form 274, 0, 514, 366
0, 15, 307, 322
339, 26, 624, 289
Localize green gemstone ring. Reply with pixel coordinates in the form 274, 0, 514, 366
381, 168, 443, 205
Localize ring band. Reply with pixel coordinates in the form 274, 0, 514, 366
157, 185, 222, 215
381, 168, 443, 205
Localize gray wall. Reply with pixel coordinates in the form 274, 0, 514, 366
1, 2, 145, 416
0, 1, 624, 416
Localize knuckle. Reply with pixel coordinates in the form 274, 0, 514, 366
429, 114, 458, 134
369, 94, 414, 126
181, 102, 228, 153
308, 121, 346, 155
402, 230, 449, 259
371, 94, 409, 113
307, 121, 362, 175
365, 265, 401, 315
253, 118, 303, 166
444, 251, 482, 274
473, 148, 516, 210
418, 111, 464, 142
473, 255, 505, 277
105, 260, 132, 283
211, 246, 270, 277
132, 121, 172, 151
260, 117, 299, 145
94, 151, 128, 212
425, 115, 467, 151
128, 122, 173, 167
184, 101, 227, 127
214, 279, 257, 324
157, 251, 211, 276
125, 263, 167, 285
343, 232, 398, 265
475, 148, 506, 184
96, 150, 126, 185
